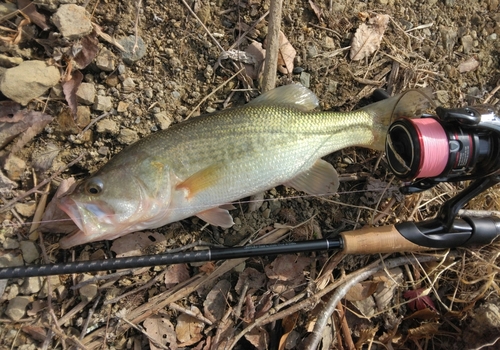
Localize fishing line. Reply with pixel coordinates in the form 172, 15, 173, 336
1, 187, 395, 229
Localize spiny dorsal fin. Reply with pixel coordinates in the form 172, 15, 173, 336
248, 84, 319, 111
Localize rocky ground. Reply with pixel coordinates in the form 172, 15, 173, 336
0, 0, 500, 349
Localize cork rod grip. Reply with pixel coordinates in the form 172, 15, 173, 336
341, 225, 431, 254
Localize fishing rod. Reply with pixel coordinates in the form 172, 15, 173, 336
1, 101, 500, 279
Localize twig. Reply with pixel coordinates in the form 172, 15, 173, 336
483, 83, 500, 104
168, 303, 213, 325
261, 0, 283, 92
133, 0, 142, 54
179, 0, 224, 52
336, 302, 354, 350
186, 67, 245, 119
0, 153, 86, 213
302, 254, 456, 350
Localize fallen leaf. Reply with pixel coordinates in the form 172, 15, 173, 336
164, 263, 190, 289
17, 0, 50, 31
235, 267, 267, 295
243, 294, 256, 323
244, 41, 266, 80
56, 108, 80, 135
407, 322, 440, 340
0, 110, 53, 151
176, 306, 205, 346
278, 312, 299, 350
308, 0, 323, 22
345, 281, 380, 302
203, 280, 231, 322
277, 31, 296, 74
143, 316, 177, 350
350, 14, 390, 61
403, 288, 437, 312
458, 57, 480, 73
265, 255, 311, 281
244, 327, 269, 350
211, 317, 234, 350
62, 70, 83, 117
21, 325, 47, 342
111, 231, 166, 257
0, 101, 21, 119
73, 32, 99, 69
32, 142, 59, 173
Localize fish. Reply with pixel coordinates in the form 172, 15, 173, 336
58, 84, 431, 248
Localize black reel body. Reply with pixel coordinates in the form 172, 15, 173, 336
386, 105, 500, 192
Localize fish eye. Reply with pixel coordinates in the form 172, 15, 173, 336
85, 178, 103, 195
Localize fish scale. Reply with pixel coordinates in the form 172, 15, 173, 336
58, 85, 432, 248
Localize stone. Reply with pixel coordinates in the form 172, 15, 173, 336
52, 4, 92, 39
0, 252, 24, 267
0, 54, 23, 68
117, 128, 139, 144
19, 241, 39, 264
122, 77, 136, 93
5, 296, 31, 321
96, 119, 118, 134
93, 95, 113, 111
78, 274, 98, 302
4, 155, 26, 181
0, 60, 60, 105
117, 101, 129, 113
154, 111, 173, 130
76, 83, 96, 105
0, 169, 17, 194
118, 35, 147, 64
3, 238, 20, 249
300, 72, 311, 88
0, 2, 17, 17
461, 35, 474, 54
95, 48, 116, 72
14, 202, 36, 217
76, 106, 91, 128
20, 276, 43, 295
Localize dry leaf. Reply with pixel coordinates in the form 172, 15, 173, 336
164, 264, 190, 289
244, 41, 266, 80
278, 312, 299, 350
308, 0, 323, 22
244, 327, 269, 350
277, 31, 296, 74
62, 70, 83, 117
73, 32, 99, 69
203, 280, 231, 322
56, 108, 80, 135
403, 288, 437, 312
407, 322, 440, 340
350, 14, 390, 61
40, 178, 78, 234
254, 292, 273, 319
345, 281, 380, 302
21, 325, 47, 342
211, 317, 234, 350
372, 267, 403, 311
143, 316, 177, 350
17, 0, 50, 31
176, 306, 204, 346
0, 109, 53, 151
235, 267, 267, 295
32, 142, 59, 173
243, 294, 256, 323
265, 255, 311, 281
111, 231, 166, 257
458, 57, 480, 73
0, 101, 21, 119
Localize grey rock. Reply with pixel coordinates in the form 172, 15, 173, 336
122, 77, 136, 93
300, 72, 311, 88
76, 83, 96, 105
0, 252, 23, 267
3, 237, 20, 250
119, 35, 147, 64
96, 119, 118, 134
95, 48, 116, 72
93, 95, 113, 111
5, 296, 31, 321
0, 60, 60, 105
20, 276, 43, 295
0, 169, 17, 194
20, 241, 39, 264
78, 274, 98, 301
117, 128, 139, 144
461, 35, 474, 54
154, 111, 173, 130
52, 4, 92, 39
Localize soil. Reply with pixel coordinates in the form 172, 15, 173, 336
1, 0, 500, 349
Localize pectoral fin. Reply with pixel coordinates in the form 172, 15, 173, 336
285, 159, 339, 195
176, 164, 222, 199
197, 207, 235, 228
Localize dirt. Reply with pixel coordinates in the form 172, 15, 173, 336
1, 0, 500, 349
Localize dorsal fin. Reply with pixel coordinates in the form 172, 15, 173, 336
248, 84, 319, 111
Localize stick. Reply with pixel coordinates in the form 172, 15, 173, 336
261, 0, 283, 92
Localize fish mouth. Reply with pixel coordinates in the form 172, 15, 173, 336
57, 197, 117, 248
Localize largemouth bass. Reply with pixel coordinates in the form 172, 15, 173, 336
58, 84, 430, 248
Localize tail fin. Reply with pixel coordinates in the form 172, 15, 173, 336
361, 88, 436, 150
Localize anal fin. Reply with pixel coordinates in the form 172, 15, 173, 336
197, 207, 235, 228
285, 159, 339, 195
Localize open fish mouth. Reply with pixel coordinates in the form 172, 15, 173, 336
57, 197, 118, 248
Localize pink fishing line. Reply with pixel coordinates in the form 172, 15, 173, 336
410, 118, 448, 178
